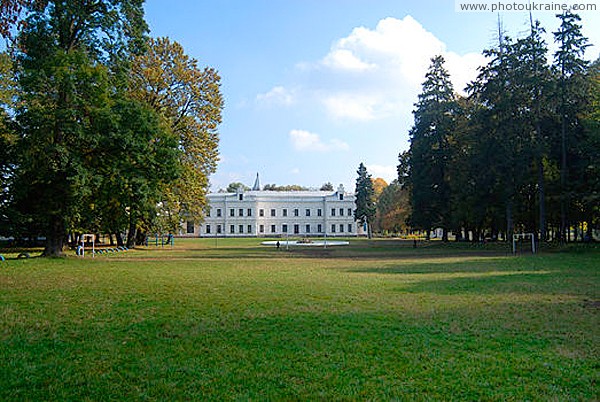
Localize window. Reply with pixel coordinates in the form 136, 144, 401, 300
317, 224, 322, 233
340, 224, 344, 233
217, 225, 222, 234
239, 225, 244, 234
331, 208, 336, 217
230, 225, 235, 233
186, 221, 195, 234
283, 209, 288, 217
348, 224, 353, 233
238, 208, 244, 217
217, 208, 222, 217
271, 209, 276, 217
294, 209, 299, 217
259, 209, 264, 217
339, 193, 344, 201
247, 208, 252, 217
348, 208, 352, 216
248, 225, 252, 234
271, 225, 276, 233
306, 224, 311, 233
306, 209, 311, 217
206, 224, 211, 234
206, 208, 211, 217
259, 225, 264, 233
282, 224, 288, 233
317, 209, 322, 217
239, 194, 243, 201
331, 224, 336, 233
294, 224, 299, 234
340, 208, 344, 216
229, 209, 235, 217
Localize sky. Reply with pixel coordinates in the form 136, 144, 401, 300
143, 0, 600, 192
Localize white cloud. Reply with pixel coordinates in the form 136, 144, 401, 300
322, 49, 376, 71
289, 129, 350, 152
368, 164, 397, 184
322, 93, 378, 121
256, 86, 295, 106
290, 16, 487, 122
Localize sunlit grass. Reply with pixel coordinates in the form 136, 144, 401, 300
0, 239, 598, 400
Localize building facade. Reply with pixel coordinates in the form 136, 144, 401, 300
185, 185, 363, 237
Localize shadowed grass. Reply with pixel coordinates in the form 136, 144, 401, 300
0, 239, 598, 400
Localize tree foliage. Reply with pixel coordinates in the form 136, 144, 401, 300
399, 13, 597, 243
130, 37, 223, 231
320, 182, 334, 191
373, 180, 410, 235
354, 162, 376, 238
0, 1, 221, 255
408, 55, 455, 240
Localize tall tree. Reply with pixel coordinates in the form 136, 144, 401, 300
0, 52, 17, 235
130, 37, 223, 232
525, 19, 551, 242
578, 58, 600, 240
553, 11, 590, 242
9, 0, 148, 256
467, 31, 546, 242
354, 162, 376, 238
408, 55, 456, 241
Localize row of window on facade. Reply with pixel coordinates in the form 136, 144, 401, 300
189, 223, 354, 235
207, 207, 354, 218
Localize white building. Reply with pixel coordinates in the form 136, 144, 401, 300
184, 179, 364, 238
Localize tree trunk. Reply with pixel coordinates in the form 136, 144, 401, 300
43, 216, 66, 257
537, 158, 546, 244
135, 230, 147, 246
560, 98, 567, 245
506, 199, 514, 244
126, 216, 137, 249
442, 228, 448, 242
115, 232, 124, 247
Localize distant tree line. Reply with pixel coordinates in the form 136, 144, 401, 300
0, 0, 223, 255
402, 12, 598, 243
222, 182, 336, 192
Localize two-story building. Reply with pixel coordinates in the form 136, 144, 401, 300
184, 182, 363, 238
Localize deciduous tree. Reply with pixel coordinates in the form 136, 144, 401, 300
9, 0, 149, 256
130, 37, 223, 232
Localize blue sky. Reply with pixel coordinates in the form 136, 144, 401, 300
144, 0, 599, 191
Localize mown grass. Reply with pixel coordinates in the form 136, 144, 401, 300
0, 238, 598, 400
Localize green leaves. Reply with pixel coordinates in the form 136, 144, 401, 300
401, 14, 597, 242
130, 37, 223, 231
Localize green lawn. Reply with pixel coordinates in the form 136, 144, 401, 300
1, 239, 598, 400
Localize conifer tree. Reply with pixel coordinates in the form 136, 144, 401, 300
354, 163, 376, 238
553, 11, 590, 242
407, 55, 455, 241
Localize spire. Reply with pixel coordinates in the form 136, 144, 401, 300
252, 172, 261, 191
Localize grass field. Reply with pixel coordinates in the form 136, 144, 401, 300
1, 238, 598, 400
